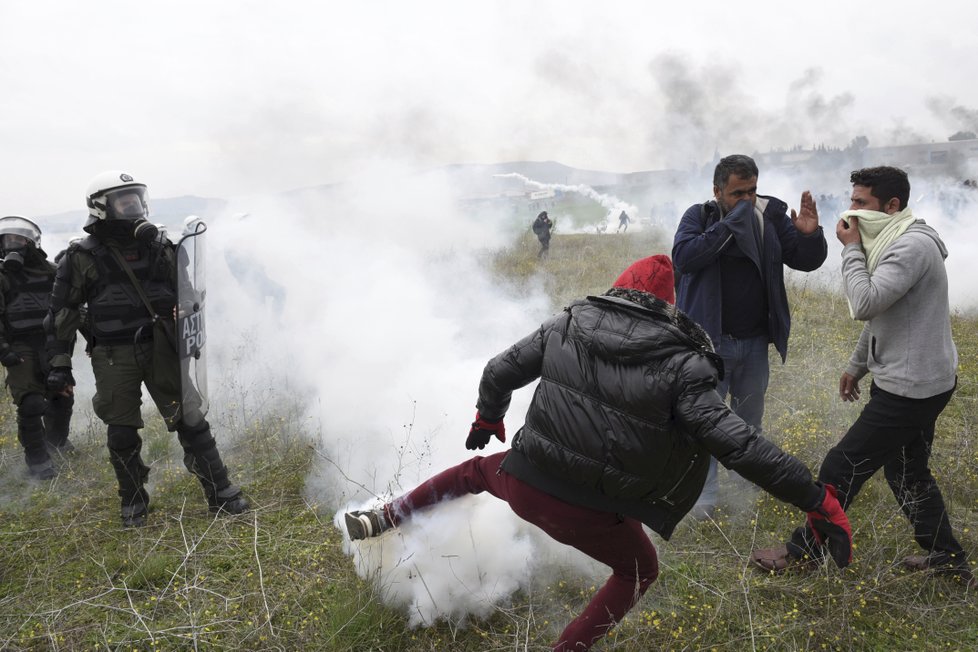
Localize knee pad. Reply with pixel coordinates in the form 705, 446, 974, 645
177, 420, 214, 452
17, 393, 47, 419
49, 392, 75, 412
106, 424, 141, 451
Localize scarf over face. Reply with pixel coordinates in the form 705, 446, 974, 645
839, 207, 917, 273
839, 206, 919, 319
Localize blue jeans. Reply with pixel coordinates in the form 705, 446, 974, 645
696, 334, 770, 507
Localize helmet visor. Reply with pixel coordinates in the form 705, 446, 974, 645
1, 234, 31, 251
0, 216, 41, 246
105, 187, 149, 220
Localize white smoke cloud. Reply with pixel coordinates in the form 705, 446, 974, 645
160, 161, 612, 626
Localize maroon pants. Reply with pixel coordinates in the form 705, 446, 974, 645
387, 452, 659, 651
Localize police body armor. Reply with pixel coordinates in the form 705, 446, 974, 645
3, 264, 55, 340
78, 236, 176, 344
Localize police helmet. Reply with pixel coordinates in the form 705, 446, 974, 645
0, 215, 42, 251
85, 170, 150, 226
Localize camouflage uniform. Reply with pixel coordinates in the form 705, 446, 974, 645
1, 251, 73, 477
46, 231, 245, 525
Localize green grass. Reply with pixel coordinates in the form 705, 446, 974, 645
2, 230, 977, 650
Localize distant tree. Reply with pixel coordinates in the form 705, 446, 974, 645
948, 130, 977, 141
847, 135, 869, 151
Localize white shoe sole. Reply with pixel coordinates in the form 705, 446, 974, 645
345, 512, 374, 540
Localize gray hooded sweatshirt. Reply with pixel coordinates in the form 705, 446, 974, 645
841, 221, 958, 399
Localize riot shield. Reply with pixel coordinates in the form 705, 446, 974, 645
175, 217, 209, 427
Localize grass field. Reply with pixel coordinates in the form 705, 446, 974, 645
2, 228, 976, 650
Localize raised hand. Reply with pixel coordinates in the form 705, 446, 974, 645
790, 190, 820, 235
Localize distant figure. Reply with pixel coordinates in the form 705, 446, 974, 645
595, 223, 607, 235
532, 211, 553, 259
223, 214, 286, 313
617, 210, 630, 233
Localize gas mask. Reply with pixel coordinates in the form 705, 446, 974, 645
101, 189, 159, 243
96, 218, 159, 243
132, 218, 160, 243
0, 234, 30, 272
2, 249, 25, 272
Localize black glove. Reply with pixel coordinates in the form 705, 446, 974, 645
0, 348, 23, 368
465, 412, 506, 450
806, 483, 853, 568
46, 367, 76, 393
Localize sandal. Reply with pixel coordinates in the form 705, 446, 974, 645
902, 555, 977, 589
750, 545, 817, 574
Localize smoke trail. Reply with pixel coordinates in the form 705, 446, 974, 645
494, 171, 639, 233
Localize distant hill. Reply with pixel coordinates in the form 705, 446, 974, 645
277, 161, 639, 202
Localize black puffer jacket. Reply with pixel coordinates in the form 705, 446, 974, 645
480, 290, 822, 539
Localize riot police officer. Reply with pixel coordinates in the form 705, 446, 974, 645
44, 171, 248, 526
0, 216, 74, 479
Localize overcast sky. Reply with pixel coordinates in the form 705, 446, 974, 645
3, 0, 978, 216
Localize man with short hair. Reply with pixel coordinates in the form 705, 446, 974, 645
751, 166, 972, 586
672, 154, 828, 517
344, 255, 851, 652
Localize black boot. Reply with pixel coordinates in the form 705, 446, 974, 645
44, 392, 74, 454
107, 425, 151, 527
207, 484, 250, 514
17, 394, 55, 479
178, 421, 249, 515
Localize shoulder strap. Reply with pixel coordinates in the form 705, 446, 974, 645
107, 245, 159, 320
107, 245, 177, 349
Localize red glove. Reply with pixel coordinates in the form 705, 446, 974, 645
806, 484, 853, 568
465, 412, 506, 450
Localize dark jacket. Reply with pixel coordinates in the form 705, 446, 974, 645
532, 215, 552, 241
672, 196, 827, 362
45, 234, 178, 368
0, 252, 56, 350
479, 291, 822, 539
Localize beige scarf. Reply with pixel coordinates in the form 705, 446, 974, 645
839, 207, 917, 273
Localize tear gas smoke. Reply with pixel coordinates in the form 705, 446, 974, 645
174, 162, 610, 625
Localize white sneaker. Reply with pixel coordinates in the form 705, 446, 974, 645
344, 508, 393, 540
